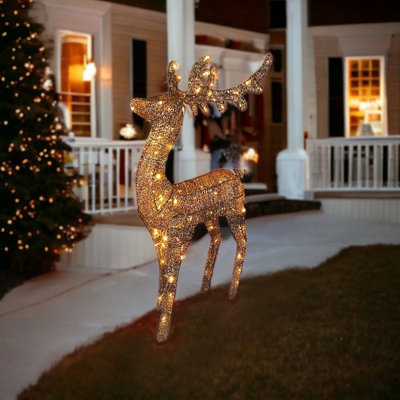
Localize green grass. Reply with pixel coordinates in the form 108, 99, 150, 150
19, 245, 400, 400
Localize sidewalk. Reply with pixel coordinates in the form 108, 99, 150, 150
1, 210, 399, 399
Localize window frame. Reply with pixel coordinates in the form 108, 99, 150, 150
344, 55, 386, 137
55, 29, 96, 138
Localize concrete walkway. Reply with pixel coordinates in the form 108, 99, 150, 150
1, 210, 399, 399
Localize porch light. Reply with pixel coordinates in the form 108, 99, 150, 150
119, 123, 137, 139
243, 147, 259, 164
83, 60, 96, 82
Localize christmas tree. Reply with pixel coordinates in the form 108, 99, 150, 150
0, 0, 90, 275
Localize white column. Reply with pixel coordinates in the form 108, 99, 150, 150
167, 0, 206, 182
276, 0, 308, 199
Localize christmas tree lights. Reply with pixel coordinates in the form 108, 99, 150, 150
132, 53, 273, 342
0, 0, 90, 274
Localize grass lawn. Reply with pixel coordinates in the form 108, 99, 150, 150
19, 245, 400, 400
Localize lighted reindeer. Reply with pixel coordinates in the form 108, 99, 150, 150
131, 53, 273, 342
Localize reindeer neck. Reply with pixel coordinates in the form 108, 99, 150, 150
136, 112, 183, 216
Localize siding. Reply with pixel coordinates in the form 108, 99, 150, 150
387, 33, 400, 135
314, 36, 341, 139
110, 3, 167, 138
321, 198, 400, 224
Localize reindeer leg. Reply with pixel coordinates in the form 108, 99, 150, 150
157, 238, 190, 343
156, 268, 167, 311
153, 233, 168, 311
201, 219, 222, 292
226, 214, 247, 300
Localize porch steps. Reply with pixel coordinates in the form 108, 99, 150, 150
244, 194, 321, 219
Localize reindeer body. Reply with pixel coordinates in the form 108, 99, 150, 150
132, 54, 272, 342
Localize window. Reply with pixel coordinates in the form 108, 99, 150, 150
57, 31, 95, 137
345, 57, 385, 137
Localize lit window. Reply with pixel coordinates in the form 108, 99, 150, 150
57, 31, 95, 137
346, 57, 385, 137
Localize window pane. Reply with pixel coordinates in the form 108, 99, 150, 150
346, 57, 383, 136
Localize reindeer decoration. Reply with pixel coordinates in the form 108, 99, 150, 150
131, 53, 273, 343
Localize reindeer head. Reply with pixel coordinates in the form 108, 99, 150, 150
130, 53, 273, 122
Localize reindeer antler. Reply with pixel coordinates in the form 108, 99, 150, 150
178, 53, 273, 117
167, 60, 182, 95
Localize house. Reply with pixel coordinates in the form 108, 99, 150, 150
303, 0, 400, 223
31, 0, 400, 268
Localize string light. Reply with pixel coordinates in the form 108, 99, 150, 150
132, 53, 272, 343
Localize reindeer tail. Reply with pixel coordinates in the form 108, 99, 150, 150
233, 169, 245, 181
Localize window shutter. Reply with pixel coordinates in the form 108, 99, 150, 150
328, 57, 344, 137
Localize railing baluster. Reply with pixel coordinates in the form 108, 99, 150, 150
373, 144, 378, 189
326, 144, 331, 189
332, 145, 337, 188
311, 142, 317, 189
99, 147, 105, 213
116, 147, 121, 209
365, 144, 369, 188
133, 146, 141, 207
124, 146, 129, 208
108, 147, 113, 211
387, 144, 393, 188
357, 144, 362, 188
394, 143, 399, 188
318, 143, 323, 189
340, 145, 345, 188
310, 142, 317, 189
379, 145, 383, 188
348, 145, 353, 189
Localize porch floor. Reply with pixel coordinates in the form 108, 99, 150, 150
92, 209, 143, 226
91, 194, 321, 227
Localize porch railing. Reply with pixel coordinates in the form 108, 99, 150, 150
307, 136, 400, 191
68, 140, 145, 214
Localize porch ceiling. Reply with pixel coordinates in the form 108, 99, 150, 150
96, 0, 269, 33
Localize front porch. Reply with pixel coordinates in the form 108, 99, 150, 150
60, 135, 400, 270
68, 135, 400, 212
